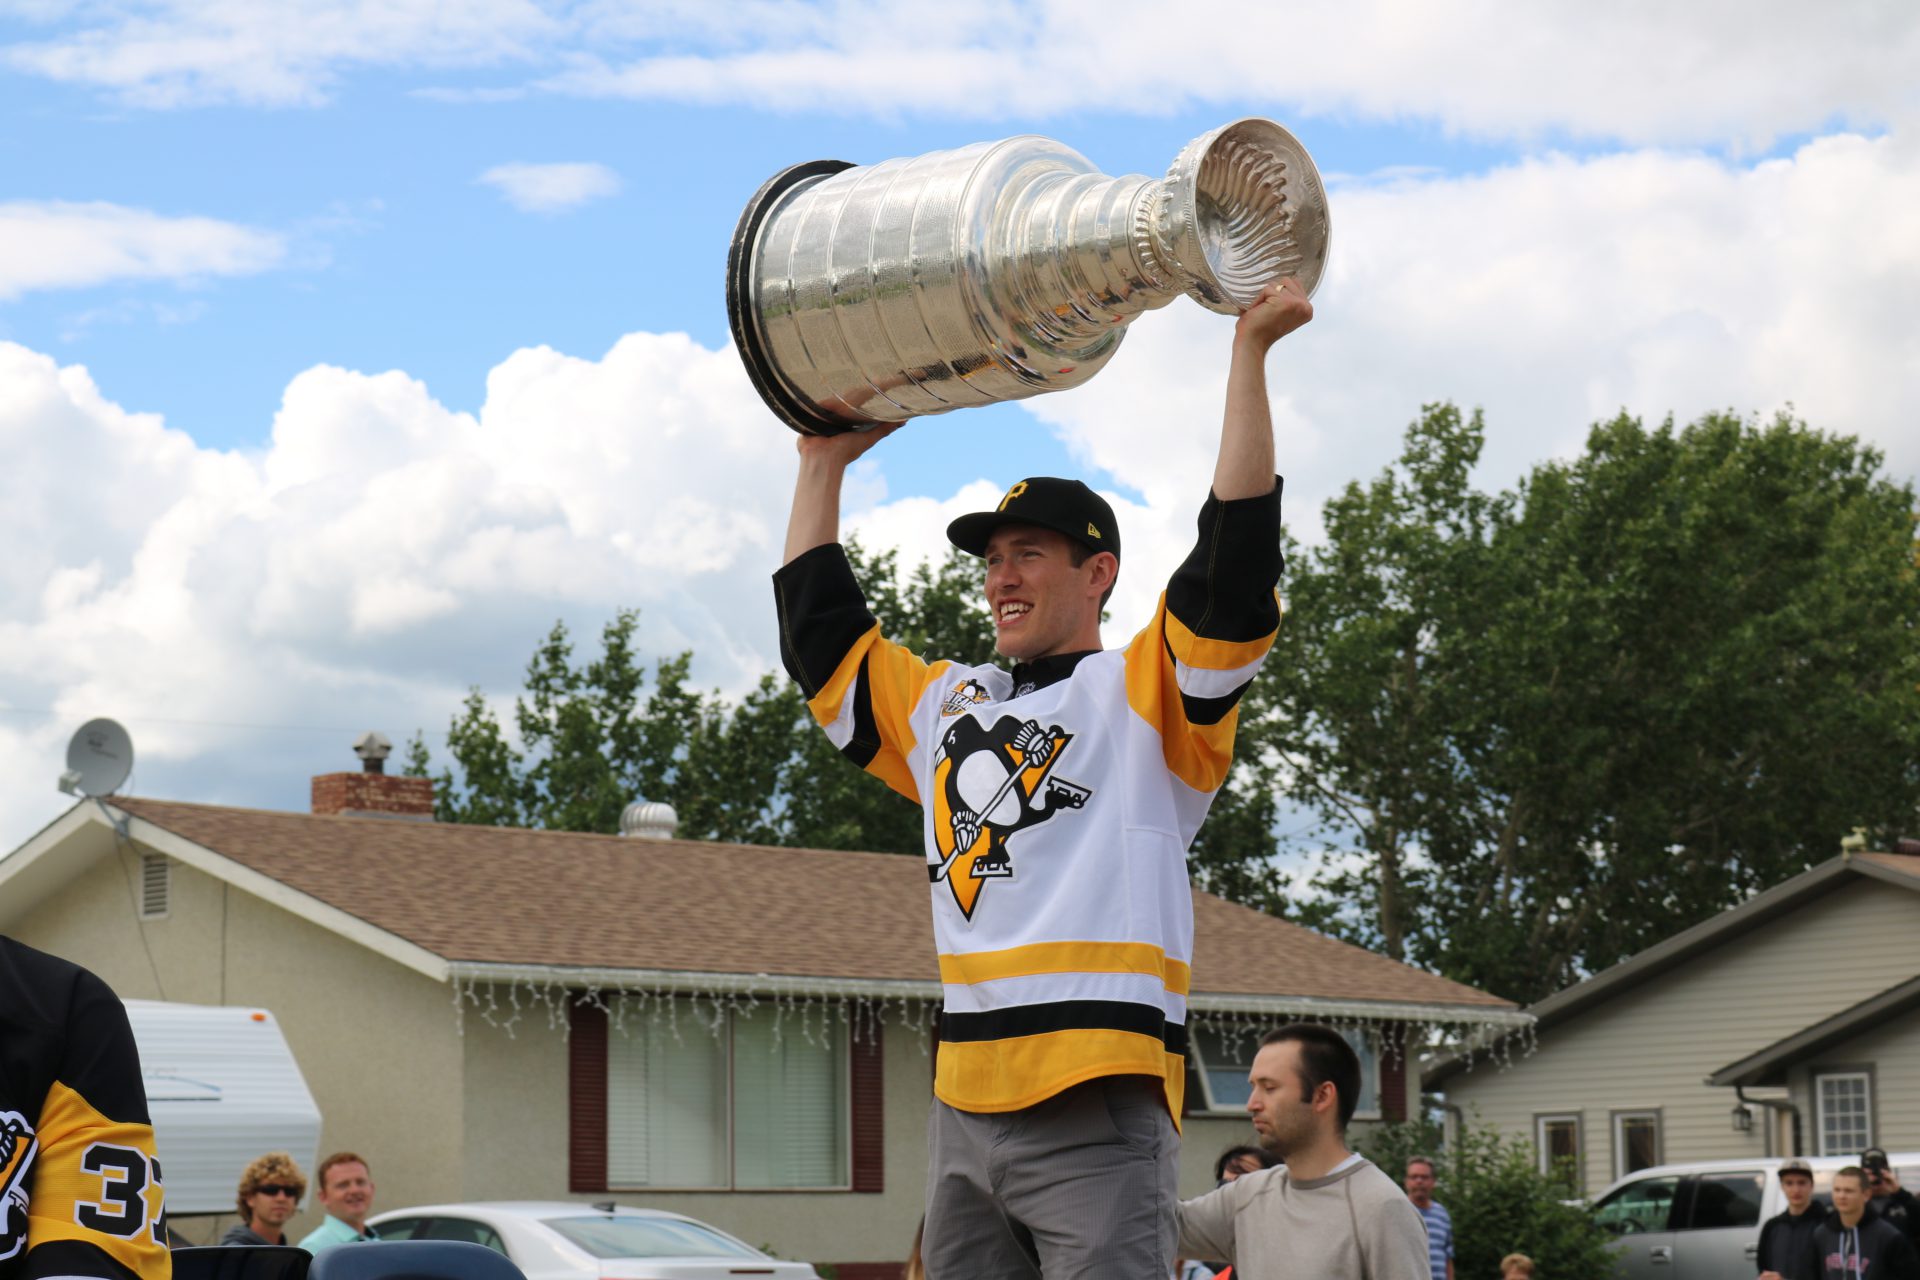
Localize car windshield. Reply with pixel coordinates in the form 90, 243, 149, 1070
544, 1215, 758, 1260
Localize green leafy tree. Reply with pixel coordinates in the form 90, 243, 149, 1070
1253, 406, 1920, 1000
1359, 1118, 1623, 1280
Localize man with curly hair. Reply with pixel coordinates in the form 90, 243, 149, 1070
222, 1151, 308, 1246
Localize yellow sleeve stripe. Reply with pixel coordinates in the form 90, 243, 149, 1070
938, 941, 1192, 995
1124, 607, 1238, 793
26, 1081, 170, 1278
803, 622, 878, 729
1163, 598, 1280, 670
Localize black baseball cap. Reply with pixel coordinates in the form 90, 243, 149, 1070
1862, 1148, 1891, 1172
946, 477, 1121, 560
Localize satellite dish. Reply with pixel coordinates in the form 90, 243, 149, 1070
59, 718, 134, 798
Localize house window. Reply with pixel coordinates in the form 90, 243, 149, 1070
1535, 1113, 1582, 1192
1815, 1071, 1873, 1156
604, 999, 848, 1189
1187, 1023, 1378, 1116
1613, 1110, 1661, 1180
139, 854, 169, 919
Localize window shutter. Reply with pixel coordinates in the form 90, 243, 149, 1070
850, 1024, 884, 1193
1380, 1026, 1408, 1122
569, 998, 608, 1192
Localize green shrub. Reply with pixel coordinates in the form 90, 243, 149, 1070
1359, 1118, 1623, 1280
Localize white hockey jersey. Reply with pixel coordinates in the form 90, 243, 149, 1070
775, 484, 1282, 1120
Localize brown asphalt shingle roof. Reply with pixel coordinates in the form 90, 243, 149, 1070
115, 797, 1510, 1012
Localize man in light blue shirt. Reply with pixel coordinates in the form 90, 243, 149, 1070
297, 1151, 381, 1253
1407, 1157, 1454, 1280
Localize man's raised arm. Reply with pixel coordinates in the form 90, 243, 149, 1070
783, 425, 900, 565
1213, 276, 1312, 501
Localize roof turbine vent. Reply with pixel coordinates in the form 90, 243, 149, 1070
620, 800, 679, 840
354, 731, 392, 775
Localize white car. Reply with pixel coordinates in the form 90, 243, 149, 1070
366, 1201, 823, 1280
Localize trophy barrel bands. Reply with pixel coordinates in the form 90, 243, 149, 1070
729, 120, 1331, 435
727, 158, 858, 437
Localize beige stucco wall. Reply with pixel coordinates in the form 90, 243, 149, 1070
1442, 875, 1920, 1193
12, 838, 464, 1246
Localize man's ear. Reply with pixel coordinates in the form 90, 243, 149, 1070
1087, 551, 1119, 593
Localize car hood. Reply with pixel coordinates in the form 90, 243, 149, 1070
596, 1261, 819, 1280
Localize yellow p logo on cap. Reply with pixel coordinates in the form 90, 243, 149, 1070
996, 481, 1029, 512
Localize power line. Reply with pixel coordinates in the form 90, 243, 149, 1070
0, 706, 449, 738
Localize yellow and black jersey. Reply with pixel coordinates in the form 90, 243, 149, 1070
0, 936, 168, 1280
774, 483, 1283, 1122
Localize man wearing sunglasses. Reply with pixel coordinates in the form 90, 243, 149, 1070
223, 1152, 308, 1246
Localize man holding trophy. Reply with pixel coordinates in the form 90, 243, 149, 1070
748, 118, 1326, 1278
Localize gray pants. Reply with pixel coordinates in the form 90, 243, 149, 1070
923, 1075, 1178, 1280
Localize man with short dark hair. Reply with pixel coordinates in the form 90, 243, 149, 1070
1865, 1148, 1920, 1249
1214, 1145, 1274, 1186
1406, 1156, 1454, 1280
1757, 1157, 1828, 1280
1809, 1167, 1919, 1280
223, 1151, 308, 1246
778, 277, 1313, 1279
296, 1152, 379, 1254
1175, 1024, 1431, 1280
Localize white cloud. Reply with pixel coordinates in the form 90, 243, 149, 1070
0, 329, 801, 845
1020, 128, 1920, 536
544, 1, 1920, 147
477, 161, 621, 213
1, 0, 555, 108
6, 1, 1916, 147
0, 201, 285, 301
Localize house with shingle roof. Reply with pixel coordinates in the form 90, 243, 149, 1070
1428, 845, 1920, 1197
1, 749, 1522, 1277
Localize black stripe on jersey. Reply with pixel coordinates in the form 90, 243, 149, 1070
773, 543, 877, 698
0, 937, 152, 1125
941, 1001, 1190, 1056
1170, 660, 1257, 725
842, 655, 881, 769
1166, 481, 1284, 642
20, 1239, 146, 1280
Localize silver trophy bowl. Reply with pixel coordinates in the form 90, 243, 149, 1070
727, 118, 1329, 436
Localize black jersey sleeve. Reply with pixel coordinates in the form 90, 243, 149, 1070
1, 938, 168, 1279
773, 543, 950, 803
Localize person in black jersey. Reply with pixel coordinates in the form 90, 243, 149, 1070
1, 935, 168, 1279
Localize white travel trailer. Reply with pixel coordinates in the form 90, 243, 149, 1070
124, 1001, 322, 1217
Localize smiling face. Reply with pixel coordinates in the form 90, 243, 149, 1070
317, 1160, 374, 1228
982, 524, 1115, 661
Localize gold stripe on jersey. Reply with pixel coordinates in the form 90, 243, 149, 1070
803, 623, 949, 804
1123, 601, 1241, 794
1162, 603, 1281, 672
24, 1080, 169, 1279
936, 1030, 1187, 1126
938, 941, 1192, 995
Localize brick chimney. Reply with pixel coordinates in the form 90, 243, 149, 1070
311, 731, 434, 820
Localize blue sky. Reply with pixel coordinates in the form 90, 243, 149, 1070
2, 2, 1917, 841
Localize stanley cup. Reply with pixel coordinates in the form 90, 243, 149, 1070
727, 117, 1330, 436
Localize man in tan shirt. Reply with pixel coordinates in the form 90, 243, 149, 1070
1177, 1024, 1431, 1280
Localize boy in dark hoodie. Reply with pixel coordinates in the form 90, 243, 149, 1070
1810, 1167, 1920, 1280
1760, 1158, 1831, 1280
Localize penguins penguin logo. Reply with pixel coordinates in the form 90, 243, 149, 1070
928, 713, 1092, 920
0, 1111, 36, 1262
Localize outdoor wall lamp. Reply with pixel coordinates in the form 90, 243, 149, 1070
1732, 1104, 1755, 1133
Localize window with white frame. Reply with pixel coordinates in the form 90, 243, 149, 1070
605, 999, 848, 1189
1613, 1111, 1660, 1180
1187, 1023, 1379, 1116
1536, 1113, 1582, 1192
1815, 1071, 1873, 1156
